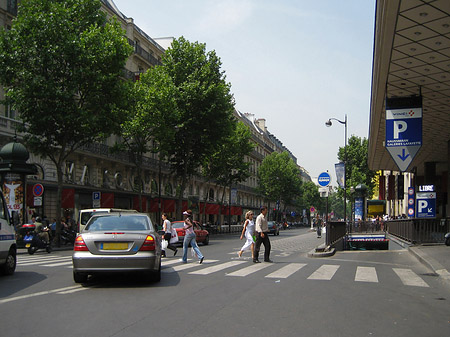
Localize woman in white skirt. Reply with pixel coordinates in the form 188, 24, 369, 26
238, 211, 255, 258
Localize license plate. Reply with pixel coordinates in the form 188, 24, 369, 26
101, 242, 128, 250
25, 243, 31, 248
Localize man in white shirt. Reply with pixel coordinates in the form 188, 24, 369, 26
254, 206, 272, 263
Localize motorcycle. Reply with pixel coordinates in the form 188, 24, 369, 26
61, 228, 76, 245
445, 232, 450, 246
23, 228, 52, 255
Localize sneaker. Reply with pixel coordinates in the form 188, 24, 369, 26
173, 249, 178, 256
199, 257, 204, 264
253, 259, 261, 263
179, 259, 187, 264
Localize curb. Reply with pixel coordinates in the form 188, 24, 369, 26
307, 246, 336, 258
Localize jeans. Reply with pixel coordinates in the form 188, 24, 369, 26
182, 233, 203, 262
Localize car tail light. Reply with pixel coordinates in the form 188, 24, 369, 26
139, 235, 155, 251
74, 236, 89, 251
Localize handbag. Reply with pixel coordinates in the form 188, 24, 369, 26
170, 228, 179, 244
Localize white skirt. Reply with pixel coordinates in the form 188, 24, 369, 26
240, 230, 254, 252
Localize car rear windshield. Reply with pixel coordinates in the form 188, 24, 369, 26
81, 211, 109, 225
85, 215, 152, 232
171, 221, 185, 229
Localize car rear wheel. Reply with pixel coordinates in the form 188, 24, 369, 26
0, 249, 16, 276
73, 271, 88, 283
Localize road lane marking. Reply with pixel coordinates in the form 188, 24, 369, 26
162, 260, 219, 273
355, 266, 378, 283
189, 261, 246, 275
393, 268, 429, 287
0, 286, 83, 304
41, 261, 73, 267
227, 263, 271, 277
265, 263, 306, 279
307, 265, 340, 280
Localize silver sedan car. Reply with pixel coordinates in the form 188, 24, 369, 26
72, 212, 161, 283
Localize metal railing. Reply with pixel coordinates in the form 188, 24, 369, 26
326, 221, 347, 246
387, 218, 449, 244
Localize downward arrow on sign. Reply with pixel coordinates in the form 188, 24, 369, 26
397, 149, 410, 161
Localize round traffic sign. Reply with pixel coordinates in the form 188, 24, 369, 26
310, 207, 315, 213
33, 183, 44, 197
408, 208, 414, 216
408, 198, 414, 205
318, 172, 331, 187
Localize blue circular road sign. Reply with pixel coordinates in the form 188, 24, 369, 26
318, 172, 331, 187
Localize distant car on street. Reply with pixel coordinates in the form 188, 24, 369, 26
72, 212, 161, 283
172, 220, 210, 245
268, 221, 280, 236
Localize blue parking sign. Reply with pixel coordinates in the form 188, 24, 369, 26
416, 192, 436, 218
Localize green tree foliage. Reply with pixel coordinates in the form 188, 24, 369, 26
202, 121, 254, 203
117, 67, 179, 206
0, 0, 132, 237
257, 151, 302, 210
338, 135, 377, 200
299, 181, 323, 214
160, 37, 236, 217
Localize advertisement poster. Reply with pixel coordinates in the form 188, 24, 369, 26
354, 197, 363, 221
3, 173, 24, 216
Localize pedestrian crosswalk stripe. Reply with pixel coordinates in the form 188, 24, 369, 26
189, 260, 246, 275
355, 266, 378, 283
41, 261, 73, 267
162, 260, 219, 273
18, 257, 71, 266
307, 264, 340, 280
265, 263, 306, 279
393, 268, 429, 287
227, 262, 271, 277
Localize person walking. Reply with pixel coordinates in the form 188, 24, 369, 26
254, 206, 272, 263
161, 213, 178, 257
180, 209, 204, 264
238, 211, 255, 258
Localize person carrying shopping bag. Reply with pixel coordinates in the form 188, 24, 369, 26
180, 209, 204, 264
161, 213, 178, 257
238, 211, 255, 258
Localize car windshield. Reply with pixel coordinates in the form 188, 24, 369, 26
81, 211, 108, 225
172, 221, 185, 229
85, 215, 152, 232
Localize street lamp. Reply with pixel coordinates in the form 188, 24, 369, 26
325, 115, 347, 224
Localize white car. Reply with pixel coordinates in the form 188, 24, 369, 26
0, 192, 17, 276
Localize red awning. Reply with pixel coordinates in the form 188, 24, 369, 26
101, 193, 114, 208
163, 199, 175, 213
182, 200, 188, 211
149, 198, 159, 213
132, 196, 147, 212
61, 188, 75, 208
231, 206, 242, 216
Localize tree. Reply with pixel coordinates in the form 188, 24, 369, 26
202, 121, 254, 222
161, 37, 236, 218
300, 181, 324, 215
338, 135, 377, 202
0, 0, 132, 242
257, 151, 302, 219
116, 67, 178, 210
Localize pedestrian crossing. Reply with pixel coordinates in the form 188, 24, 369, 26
17, 255, 431, 288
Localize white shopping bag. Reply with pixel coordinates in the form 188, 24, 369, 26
161, 239, 168, 250
170, 229, 179, 244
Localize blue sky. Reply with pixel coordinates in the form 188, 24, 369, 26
112, 0, 376, 184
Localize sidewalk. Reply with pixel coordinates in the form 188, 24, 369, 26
389, 235, 450, 285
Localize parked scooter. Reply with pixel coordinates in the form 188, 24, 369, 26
445, 232, 450, 246
23, 228, 52, 255
61, 228, 76, 245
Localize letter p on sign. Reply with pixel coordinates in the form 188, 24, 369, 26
394, 120, 407, 139
418, 200, 428, 212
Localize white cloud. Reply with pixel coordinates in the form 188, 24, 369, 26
196, 0, 254, 35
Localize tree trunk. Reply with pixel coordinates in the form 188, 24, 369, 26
55, 166, 64, 247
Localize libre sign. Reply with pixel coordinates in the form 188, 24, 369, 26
385, 96, 422, 172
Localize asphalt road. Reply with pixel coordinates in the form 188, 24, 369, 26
1, 228, 449, 337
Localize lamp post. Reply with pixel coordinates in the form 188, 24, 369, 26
325, 114, 347, 224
